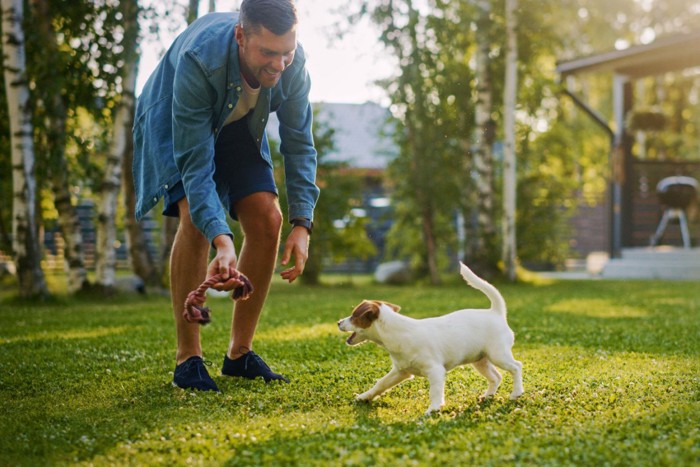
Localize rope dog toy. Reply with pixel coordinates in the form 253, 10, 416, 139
184, 270, 254, 325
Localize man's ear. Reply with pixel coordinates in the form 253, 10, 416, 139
235, 24, 245, 46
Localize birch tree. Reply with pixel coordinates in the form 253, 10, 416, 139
467, 0, 499, 277
502, 0, 518, 281
95, 0, 141, 289
1, 0, 48, 298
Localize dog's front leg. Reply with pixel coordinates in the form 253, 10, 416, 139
357, 368, 412, 402
425, 367, 447, 415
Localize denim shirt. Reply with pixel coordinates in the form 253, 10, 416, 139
133, 12, 319, 244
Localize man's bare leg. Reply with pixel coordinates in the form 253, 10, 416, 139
226, 192, 282, 360
170, 198, 210, 365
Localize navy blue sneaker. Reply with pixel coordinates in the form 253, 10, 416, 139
222, 351, 289, 383
173, 356, 220, 392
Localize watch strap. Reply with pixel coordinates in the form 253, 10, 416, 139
291, 218, 313, 234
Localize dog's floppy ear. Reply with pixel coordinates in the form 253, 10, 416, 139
381, 301, 401, 313
351, 300, 381, 328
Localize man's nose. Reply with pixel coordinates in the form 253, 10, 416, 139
271, 56, 286, 72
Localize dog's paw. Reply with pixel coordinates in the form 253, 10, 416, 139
355, 392, 373, 402
509, 389, 524, 400
424, 406, 442, 416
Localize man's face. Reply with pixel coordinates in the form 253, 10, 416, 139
236, 23, 297, 89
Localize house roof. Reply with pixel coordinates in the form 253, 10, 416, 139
267, 101, 396, 169
556, 31, 700, 79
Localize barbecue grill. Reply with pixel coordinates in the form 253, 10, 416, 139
649, 175, 698, 248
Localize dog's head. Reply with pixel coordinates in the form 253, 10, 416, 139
337, 300, 401, 346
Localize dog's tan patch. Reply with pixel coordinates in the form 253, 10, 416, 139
350, 300, 381, 329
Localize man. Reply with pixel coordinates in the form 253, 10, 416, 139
133, 0, 319, 391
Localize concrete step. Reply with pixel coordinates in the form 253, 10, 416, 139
620, 246, 700, 261
601, 247, 700, 280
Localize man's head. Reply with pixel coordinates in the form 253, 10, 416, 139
236, 0, 298, 88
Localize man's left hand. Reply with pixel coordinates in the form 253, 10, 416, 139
280, 226, 310, 283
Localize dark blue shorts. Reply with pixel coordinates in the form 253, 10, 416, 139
163, 117, 277, 221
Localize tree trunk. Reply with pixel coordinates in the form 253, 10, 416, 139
468, 0, 499, 278
2, 0, 49, 298
187, 0, 199, 24
95, 88, 130, 288
31, 0, 88, 293
48, 99, 89, 292
502, 0, 518, 281
95, 0, 140, 290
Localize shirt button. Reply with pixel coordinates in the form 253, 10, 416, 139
164, 184, 169, 189
235, 86, 242, 92
153, 197, 158, 202
228, 103, 233, 109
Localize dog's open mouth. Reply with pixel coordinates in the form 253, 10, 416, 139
347, 332, 357, 344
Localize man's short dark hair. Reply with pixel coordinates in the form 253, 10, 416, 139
239, 0, 298, 36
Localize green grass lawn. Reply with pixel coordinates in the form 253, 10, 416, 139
1, 274, 698, 465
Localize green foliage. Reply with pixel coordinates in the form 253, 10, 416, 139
25, 0, 138, 184
1, 276, 698, 465
358, 1, 470, 280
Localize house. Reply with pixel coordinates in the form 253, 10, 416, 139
557, 31, 700, 278
267, 101, 397, 170
269, 101, 398, 272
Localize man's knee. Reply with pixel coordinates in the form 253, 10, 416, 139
239, 195, 283, 243
254, 204, 283, 242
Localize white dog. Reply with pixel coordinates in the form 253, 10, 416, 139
338, 262, 523, 415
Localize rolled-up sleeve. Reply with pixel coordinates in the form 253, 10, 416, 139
276, 65, 320, 221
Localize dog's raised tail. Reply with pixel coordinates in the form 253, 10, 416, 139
459, 262, 507, 316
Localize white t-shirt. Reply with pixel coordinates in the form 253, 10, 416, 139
223, 77, 260, 126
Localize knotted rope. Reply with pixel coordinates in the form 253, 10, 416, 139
184, 270, 254, 325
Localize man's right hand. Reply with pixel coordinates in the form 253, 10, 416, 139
208, 234, 241, 291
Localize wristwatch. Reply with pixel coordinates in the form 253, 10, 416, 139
291, 218, 313, 234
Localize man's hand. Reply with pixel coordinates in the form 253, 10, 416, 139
280, 226, 310, 283
208, 234, 242, 291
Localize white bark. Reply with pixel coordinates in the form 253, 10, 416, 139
502, 0, 518, 281
469, 0, 496, 269
2, 0, 48, 296
95, 50, 139, 288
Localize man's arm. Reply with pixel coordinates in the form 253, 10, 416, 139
172, 52, 233, 245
